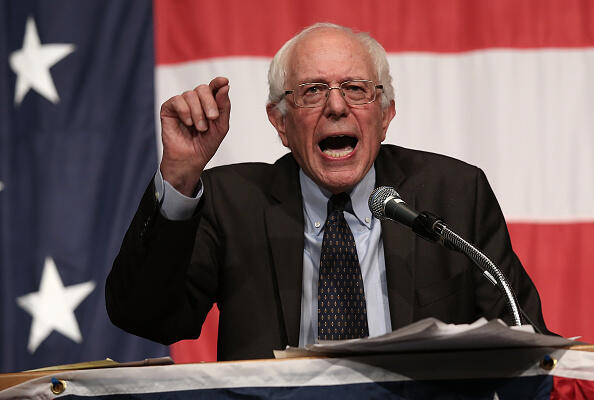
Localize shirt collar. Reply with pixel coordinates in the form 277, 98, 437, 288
300, 166, 375, 235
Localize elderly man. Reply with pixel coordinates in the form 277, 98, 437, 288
106, 23, 550, 361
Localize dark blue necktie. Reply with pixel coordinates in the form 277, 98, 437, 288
318, 192, 369, 340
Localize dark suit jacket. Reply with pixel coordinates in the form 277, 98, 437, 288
106, 144, 550, 361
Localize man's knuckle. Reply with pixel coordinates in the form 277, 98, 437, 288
182, 91, 196, 101
195, 84, 209, 92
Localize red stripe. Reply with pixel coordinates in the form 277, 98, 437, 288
551, 376, 594, 399
154, 0, 594, 64
170, 305, 219, 363
508, 222, 594, 344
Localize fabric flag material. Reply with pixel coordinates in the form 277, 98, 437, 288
153, 0, 594, 362
2, 348, 594, 399
0, 1, 167, 372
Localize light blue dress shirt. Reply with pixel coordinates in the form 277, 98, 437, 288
154, 166, 392, 346
298, 167, 391, 345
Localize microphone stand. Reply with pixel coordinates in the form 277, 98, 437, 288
414, 212, 522, 327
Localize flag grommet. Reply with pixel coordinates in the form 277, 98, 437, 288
540, 355, 557, 371
50, 377, 67, 395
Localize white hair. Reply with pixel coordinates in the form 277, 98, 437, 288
267, 22, 394, 114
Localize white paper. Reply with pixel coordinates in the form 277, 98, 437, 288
274, 318, 581, 358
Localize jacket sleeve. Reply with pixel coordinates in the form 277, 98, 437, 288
105, 179, 219, 345
471, 169, 553, 335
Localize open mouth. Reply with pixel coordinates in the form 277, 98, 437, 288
319, 135, 358, 158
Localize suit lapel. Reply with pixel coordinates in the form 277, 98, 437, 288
264, 155, 304, 347
375, 147, 416, 330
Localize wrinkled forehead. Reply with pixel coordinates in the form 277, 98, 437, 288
285, 28, 377, 86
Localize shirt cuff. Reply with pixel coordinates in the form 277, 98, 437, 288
154, 169, 203, 221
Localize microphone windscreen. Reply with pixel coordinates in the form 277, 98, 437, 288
368, 186, 400, 220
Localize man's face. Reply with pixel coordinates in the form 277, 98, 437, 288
267, 29, 395, 194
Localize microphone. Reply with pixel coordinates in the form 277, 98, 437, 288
368, 186, 417, 225
368, 186, 442, 243
368, 185, 524, 327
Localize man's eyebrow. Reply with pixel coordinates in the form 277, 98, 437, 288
296, 76, 367, 84
296, 77, 328, 84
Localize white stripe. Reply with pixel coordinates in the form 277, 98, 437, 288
156, 49, 594, 221
391, 49, 594, 222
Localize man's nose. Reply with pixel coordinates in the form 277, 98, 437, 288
324, 87, 349, 118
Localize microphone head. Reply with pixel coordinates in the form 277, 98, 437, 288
369, 186, 400, 220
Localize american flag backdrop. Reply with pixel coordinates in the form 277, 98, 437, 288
1, 1, 167, 372
1, 0, 593, 372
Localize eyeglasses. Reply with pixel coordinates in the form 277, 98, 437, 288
283, 80, 384, 108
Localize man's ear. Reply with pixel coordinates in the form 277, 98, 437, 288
266, 103, 289, 147
379, 99, 396, 142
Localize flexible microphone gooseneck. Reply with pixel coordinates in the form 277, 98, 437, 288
369, 186, 523, 327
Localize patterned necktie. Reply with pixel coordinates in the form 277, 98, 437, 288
318, 192, 369, 340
